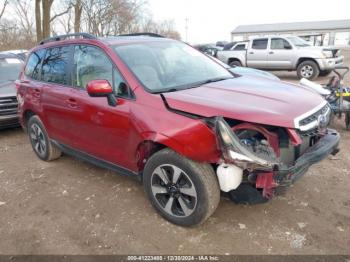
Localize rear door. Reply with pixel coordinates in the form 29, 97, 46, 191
247, 38, 269, 68
39, 45, 77, 144
19, 49, 46, 118
267, 38, 294, 69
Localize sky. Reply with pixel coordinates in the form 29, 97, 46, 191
147, 0, 350, 44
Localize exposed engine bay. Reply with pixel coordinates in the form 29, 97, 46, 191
159, 95, 340, 205
211, 116, 339, 204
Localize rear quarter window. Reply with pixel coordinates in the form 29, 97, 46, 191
24, 49, 45, 80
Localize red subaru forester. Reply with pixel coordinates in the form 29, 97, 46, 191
17, 33, 340, 226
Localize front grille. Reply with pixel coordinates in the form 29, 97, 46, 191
0, 96, 18, 116
299, 105, 329, 126
298, 104, 331, 132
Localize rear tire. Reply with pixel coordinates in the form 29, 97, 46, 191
229, 60, 242, 67
143, 148, 220, 226
319, 70, 332, 77
27, 115, 62, 161
297, 60, 319, 80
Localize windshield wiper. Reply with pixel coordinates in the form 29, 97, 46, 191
203, 77, 232, 84
152, 77, 232, 94
186, 76, 233, 89
152, 88, 179, 94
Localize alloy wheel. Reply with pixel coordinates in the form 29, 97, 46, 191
301, 65, 314, 78
150, 164, 197, 217
30, 123, 47, 157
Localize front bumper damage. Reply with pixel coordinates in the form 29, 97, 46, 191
212, 117, 340, 204
274, 129, 340, 189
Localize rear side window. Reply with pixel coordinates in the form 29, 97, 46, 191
252, 39, 268, 50
233, 44, 246, 50
41, 46, 70, 85
25, 49, 45, 80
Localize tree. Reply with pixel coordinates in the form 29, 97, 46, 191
73, 0, 82, 33
140, 18, 181, 40
35, 0, 71, 42
13, 0, 34, 39
0, 0, 36, 50
81, 0, 148, 36
0, 0, 8, 20
35, 0, 42, 41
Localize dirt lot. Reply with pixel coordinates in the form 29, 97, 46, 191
0, 50, 350, 256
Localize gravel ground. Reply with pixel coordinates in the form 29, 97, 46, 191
0, 50, 349, 255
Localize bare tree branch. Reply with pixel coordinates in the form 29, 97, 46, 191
0, 0, 9, 20
50, 4, 72, 22
13, 0, 34, 38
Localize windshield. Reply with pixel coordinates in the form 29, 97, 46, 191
0, 58, 22, 83
113, 41, 233, 93
286, 36, 311, 47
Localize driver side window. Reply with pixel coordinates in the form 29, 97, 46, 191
73, 45, 132, 98
271, 38, 292, 50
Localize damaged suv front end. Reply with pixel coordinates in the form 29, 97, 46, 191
112, 37, 340, 225
210, 101, 339, 203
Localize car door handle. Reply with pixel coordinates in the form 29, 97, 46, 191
269, 51, 274, 54
66, 98, 78, 108
249, 52, 254, 54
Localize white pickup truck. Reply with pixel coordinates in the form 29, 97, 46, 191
216, 36, 344, 80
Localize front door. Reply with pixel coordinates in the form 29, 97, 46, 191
67, 44, 136, 170
267, 38, 294, 69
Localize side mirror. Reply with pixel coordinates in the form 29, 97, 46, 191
285, 44, 292, 50
87, 79, 117, 107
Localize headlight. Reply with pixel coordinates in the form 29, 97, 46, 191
214, 117, 276, 170
322, 50, 333, 58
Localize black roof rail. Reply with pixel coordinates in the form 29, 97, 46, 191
39, 33, 97, 45
118, 32, 164, 38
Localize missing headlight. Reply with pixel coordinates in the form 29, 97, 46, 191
213, 117, 277, 170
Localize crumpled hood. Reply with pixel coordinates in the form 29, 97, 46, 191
163, 76, 326, 128
0, 81, 16, 97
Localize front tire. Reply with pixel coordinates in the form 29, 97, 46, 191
297, 60, 319, 80
143, 148, 220, 226
229, 60, 242, 67
28, 115, 62, 161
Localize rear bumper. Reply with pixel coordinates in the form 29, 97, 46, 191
0, 114, 19, 129
275, 129, 340, 189
316, 56, 344, 70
